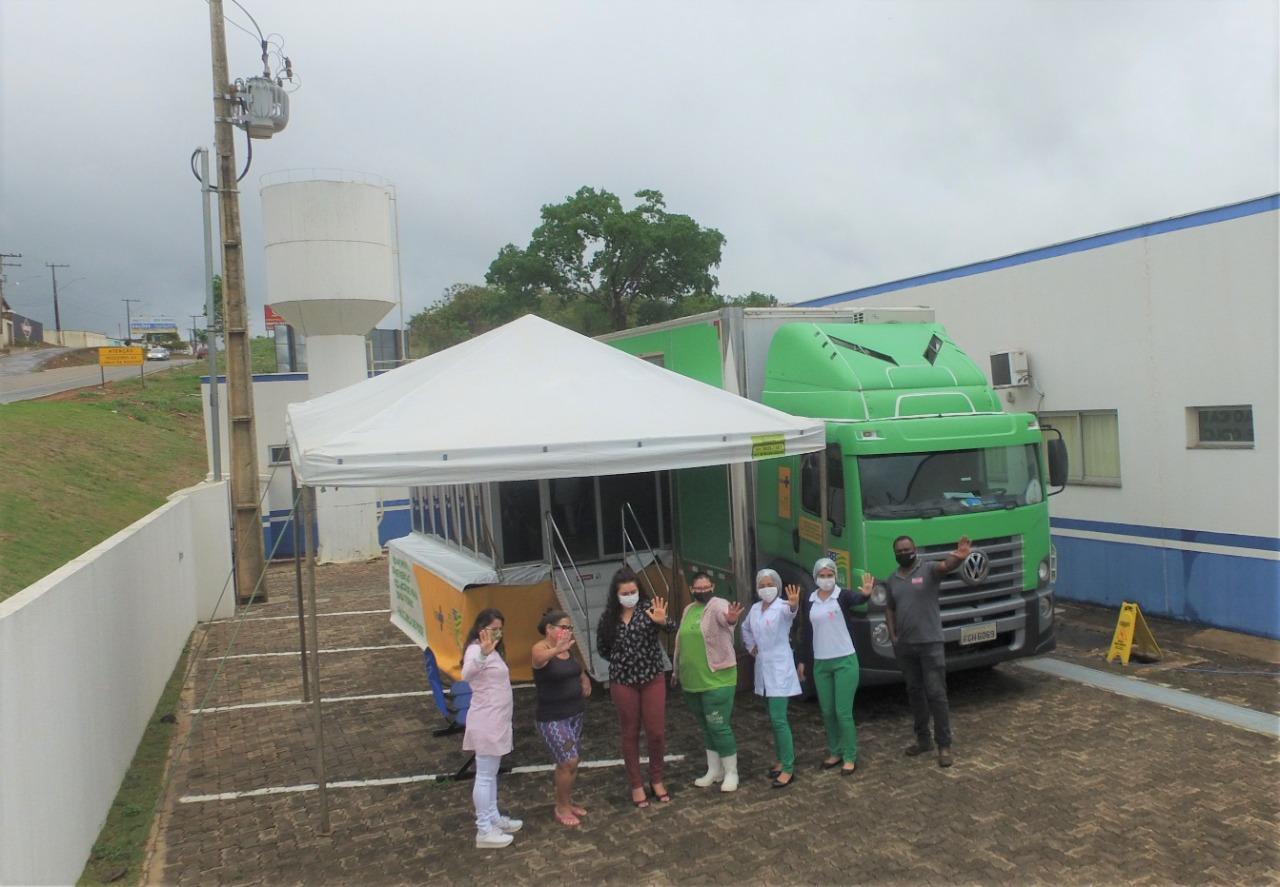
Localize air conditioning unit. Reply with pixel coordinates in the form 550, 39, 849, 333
989, 349, 1030, 388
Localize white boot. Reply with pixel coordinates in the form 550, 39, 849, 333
693, 750, 724, 787
719, 754, 739, 792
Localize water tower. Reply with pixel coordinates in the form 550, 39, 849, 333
261, 170, 397, 562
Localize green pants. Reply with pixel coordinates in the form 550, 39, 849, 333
766, 696, 795, 774
683, 687, 736, 757
813, 654, 859, 762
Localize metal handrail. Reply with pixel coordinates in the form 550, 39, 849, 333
621, 502, 671, 599
544, 511, 593, 658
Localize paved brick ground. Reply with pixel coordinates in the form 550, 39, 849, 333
150, 560, 1280, 885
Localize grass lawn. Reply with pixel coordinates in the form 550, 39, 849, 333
0, 336, 278, 601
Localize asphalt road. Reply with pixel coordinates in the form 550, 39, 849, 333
0, 354, 196, 404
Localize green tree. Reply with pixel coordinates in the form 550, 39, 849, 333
407, 284, 517, 355
485, 187, 726, 331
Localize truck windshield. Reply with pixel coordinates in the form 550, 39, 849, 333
858, 444, 1042, 520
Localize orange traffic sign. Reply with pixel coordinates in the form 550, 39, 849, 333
99, 347, 144, 367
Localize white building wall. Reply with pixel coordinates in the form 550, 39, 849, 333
0, 481, 232, 886
804, 200, 1279, 636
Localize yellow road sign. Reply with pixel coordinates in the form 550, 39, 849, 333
1106, 601, 1162, 665
99, 347, 144, 367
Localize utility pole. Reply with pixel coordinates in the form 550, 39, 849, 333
122, 298, 140, 345
209, 0, 267, 603
46, 263, 69, 346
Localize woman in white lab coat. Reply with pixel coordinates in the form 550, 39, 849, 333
740, 568, 803, 788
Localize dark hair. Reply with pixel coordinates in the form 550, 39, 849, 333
893, 535, 915, 549
463, 608, 506, 662
690, 571, 713, 587
595, 568, 648, 659
538, 608, 570, 635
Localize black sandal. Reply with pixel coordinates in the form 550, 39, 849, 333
647, 784, 671, 803
821, 757, 843, 770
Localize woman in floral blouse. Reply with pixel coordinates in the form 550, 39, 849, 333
596, 567, 675, 807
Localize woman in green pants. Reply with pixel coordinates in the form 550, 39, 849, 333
796, 557, 873, 775
740, 568, 803, 788
672, 571, 743, 792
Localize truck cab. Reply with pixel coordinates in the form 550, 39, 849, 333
605, 307, 1062, 683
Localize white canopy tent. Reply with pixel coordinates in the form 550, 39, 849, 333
286, 314, 825, 486
281, 314, 826, 833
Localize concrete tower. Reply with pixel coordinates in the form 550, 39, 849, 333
261, 172, 397, 562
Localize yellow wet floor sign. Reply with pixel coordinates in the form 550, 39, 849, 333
1106, 601, 1162, 664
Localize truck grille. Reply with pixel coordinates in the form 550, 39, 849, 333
916, 535, 1024, 611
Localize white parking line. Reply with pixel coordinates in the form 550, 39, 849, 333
191, 684, 537, 714
210, 643, 419, 660
177, 755, 687, 803
208, 609, 391, 624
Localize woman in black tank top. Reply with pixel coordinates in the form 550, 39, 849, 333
531, 609, 592, 828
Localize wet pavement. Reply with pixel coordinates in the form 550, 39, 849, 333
148, 560, 1280, 886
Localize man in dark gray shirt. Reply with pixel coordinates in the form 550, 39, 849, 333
882, 534, 970, 767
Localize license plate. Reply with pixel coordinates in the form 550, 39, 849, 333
960, 623, 998, 646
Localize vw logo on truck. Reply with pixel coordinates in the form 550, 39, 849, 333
961, 550, 991, 585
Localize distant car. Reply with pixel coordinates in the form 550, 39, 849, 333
146, 346, 170, 361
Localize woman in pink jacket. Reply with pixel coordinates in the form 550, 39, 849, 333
672, 572, 743, 792
461, 608, 523, 850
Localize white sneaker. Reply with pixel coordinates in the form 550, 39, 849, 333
476, 829, 514, 849
493, 815, 523, 833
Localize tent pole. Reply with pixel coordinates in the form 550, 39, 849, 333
303, 485, 330, 833
291, 468, 310, 702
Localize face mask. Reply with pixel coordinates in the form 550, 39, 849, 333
692, 590, 714, 604
618, 592, 640, 609
896, 552, 917, 568
816, 577, 836, 592
758, 585, 778, 604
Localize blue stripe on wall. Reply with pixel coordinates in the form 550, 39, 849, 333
1050, 517, 1280, 554
1052, 533, 1280, 639
799, 194, 1280, 307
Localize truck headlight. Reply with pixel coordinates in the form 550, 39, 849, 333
871, 585, 887, 606
872, 622, 890, 646
1037, 558, 1051, 587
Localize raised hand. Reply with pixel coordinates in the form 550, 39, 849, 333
785, 584, 802, 609
556, 634, 577, 654
726, 601, 744, 623
860, 572, 875, 596
952, 536, 972, 560
479, 628, 498, 655
649, 596, 668, 624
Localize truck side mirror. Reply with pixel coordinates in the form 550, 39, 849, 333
1046, 437, 1068, 492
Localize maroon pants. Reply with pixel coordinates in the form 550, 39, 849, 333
610, 674, 667, 789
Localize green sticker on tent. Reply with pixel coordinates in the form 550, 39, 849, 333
751, 433, 786, 458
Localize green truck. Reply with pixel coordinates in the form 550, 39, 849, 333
602, 306, 1065, 684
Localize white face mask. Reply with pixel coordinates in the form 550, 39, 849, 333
816, 576, 836, 592
758, 585, 778, 604
618, 592, 640, 609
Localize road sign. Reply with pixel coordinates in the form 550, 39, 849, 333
1106, 601, 1162, 665
264, 305, 285, 331
99, 347, 144, 367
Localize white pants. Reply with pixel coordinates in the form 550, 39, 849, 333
472, 754, 502, 834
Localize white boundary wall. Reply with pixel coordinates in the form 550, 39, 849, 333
0, 481, 233, 885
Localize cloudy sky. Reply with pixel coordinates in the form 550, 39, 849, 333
1, 0, 1276, 337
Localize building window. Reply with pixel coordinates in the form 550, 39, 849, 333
268, 444, 290, 466
1188, 406, 1254, 449
1040, 410, 1121, 486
